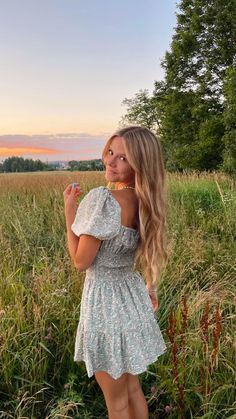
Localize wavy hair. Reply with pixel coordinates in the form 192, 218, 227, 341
102, 125, 168, 289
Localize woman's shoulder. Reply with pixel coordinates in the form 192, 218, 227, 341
79, 185, 118, 213
111, 189, 138, 211
109, 189, 139, 230
86, 185, 109, 195
71, 185, 121, 240
80, 186, 108, 202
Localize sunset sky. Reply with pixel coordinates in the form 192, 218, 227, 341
0, 0, 177, 162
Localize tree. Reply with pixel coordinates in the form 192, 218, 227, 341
68, 160, 79, 171
163, 0, 236, 102
1, 156, 51, 172
222, 66, 236, 173
120, 89, 162, 133
121, 0, 236, 171
161, 0, 235, 170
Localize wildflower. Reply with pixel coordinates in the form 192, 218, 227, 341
150, 385, 156, 394
164, 405, 173, 413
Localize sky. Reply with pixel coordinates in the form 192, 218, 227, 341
0, 0, 177, 162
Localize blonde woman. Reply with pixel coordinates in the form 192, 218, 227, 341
63, 125, 167, 419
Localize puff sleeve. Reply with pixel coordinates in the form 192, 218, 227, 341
71, 186, 120, 240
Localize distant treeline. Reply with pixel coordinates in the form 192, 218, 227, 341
0, 157, 47, 173
67, 159, 104, 171
0, 157, 105, 173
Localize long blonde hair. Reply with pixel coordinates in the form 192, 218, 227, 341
102, 125, 168, 289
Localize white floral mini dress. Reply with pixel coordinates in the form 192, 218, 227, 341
71, 186, 167, 380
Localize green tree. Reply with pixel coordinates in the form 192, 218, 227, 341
121, 0, 236, 171
222, 66, 236, 173
161, 0, 235, 170
120, 89, 162, 133
1, 156, 52, 172
163, 0, 236, 101
34, 159, 45, 171
68, 160, 79, 171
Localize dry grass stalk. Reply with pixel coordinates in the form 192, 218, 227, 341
199, 300, 222, 400
200, 300, 210, 351
200, 300, 211, 396
210, 305, 222, 373
180, 295, 188, 387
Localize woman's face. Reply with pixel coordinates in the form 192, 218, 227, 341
104, 136, 135, 185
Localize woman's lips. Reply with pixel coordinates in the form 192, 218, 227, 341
107, 169, 116, 174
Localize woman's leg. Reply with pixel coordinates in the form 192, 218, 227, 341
95, 371, 130, 419
127, 373, 149, 419
94, 370, 149, 419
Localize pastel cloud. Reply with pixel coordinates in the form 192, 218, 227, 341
0, 146, 62, 156
0, 133, 109, 161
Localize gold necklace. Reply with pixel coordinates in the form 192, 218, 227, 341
118, 185, 135, 190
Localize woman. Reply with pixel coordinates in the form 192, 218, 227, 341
63, 125, 168, 419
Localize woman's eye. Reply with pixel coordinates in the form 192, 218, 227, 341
108, 149, 126, 161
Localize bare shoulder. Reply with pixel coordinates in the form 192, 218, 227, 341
111, 189, 138, 207
110, 189, 139, 229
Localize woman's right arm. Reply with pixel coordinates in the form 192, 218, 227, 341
146, 284, 158, 312
148, 289, 158, 313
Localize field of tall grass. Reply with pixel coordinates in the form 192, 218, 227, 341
0, 171, 235, 418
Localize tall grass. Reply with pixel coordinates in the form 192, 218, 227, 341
0, 170, 235, 418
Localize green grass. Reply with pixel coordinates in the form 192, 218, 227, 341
0, 171, 235, 418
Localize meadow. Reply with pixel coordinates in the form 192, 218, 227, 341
0, 170, 235, 419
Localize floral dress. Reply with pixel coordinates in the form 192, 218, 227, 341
71, 186, 167, 380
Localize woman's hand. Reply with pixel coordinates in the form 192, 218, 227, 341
149, 292, 158, 313
63, 183, 83, 215
146, 287, 158, 313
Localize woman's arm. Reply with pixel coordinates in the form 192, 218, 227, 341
146, 287, 158, 312
63, 184, 102, 271
65, 206, 80, 264
146, 276, 158, 312
63, 183, 82, 266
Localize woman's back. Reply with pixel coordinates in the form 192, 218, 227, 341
109, 188, 139, 231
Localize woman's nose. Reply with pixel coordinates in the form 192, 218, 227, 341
107, 155, 116, 166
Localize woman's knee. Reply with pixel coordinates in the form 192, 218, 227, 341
95, 371, 129, 411
126, 373, 141, 398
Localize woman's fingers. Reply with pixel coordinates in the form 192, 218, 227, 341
63, 184, 84, 209
150, 294, 158, 312
63, 183, 83, 197
63, 184, 72, 196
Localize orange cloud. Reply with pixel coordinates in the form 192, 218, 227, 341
77, 147, 104, 154
0, 146, 64, 156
